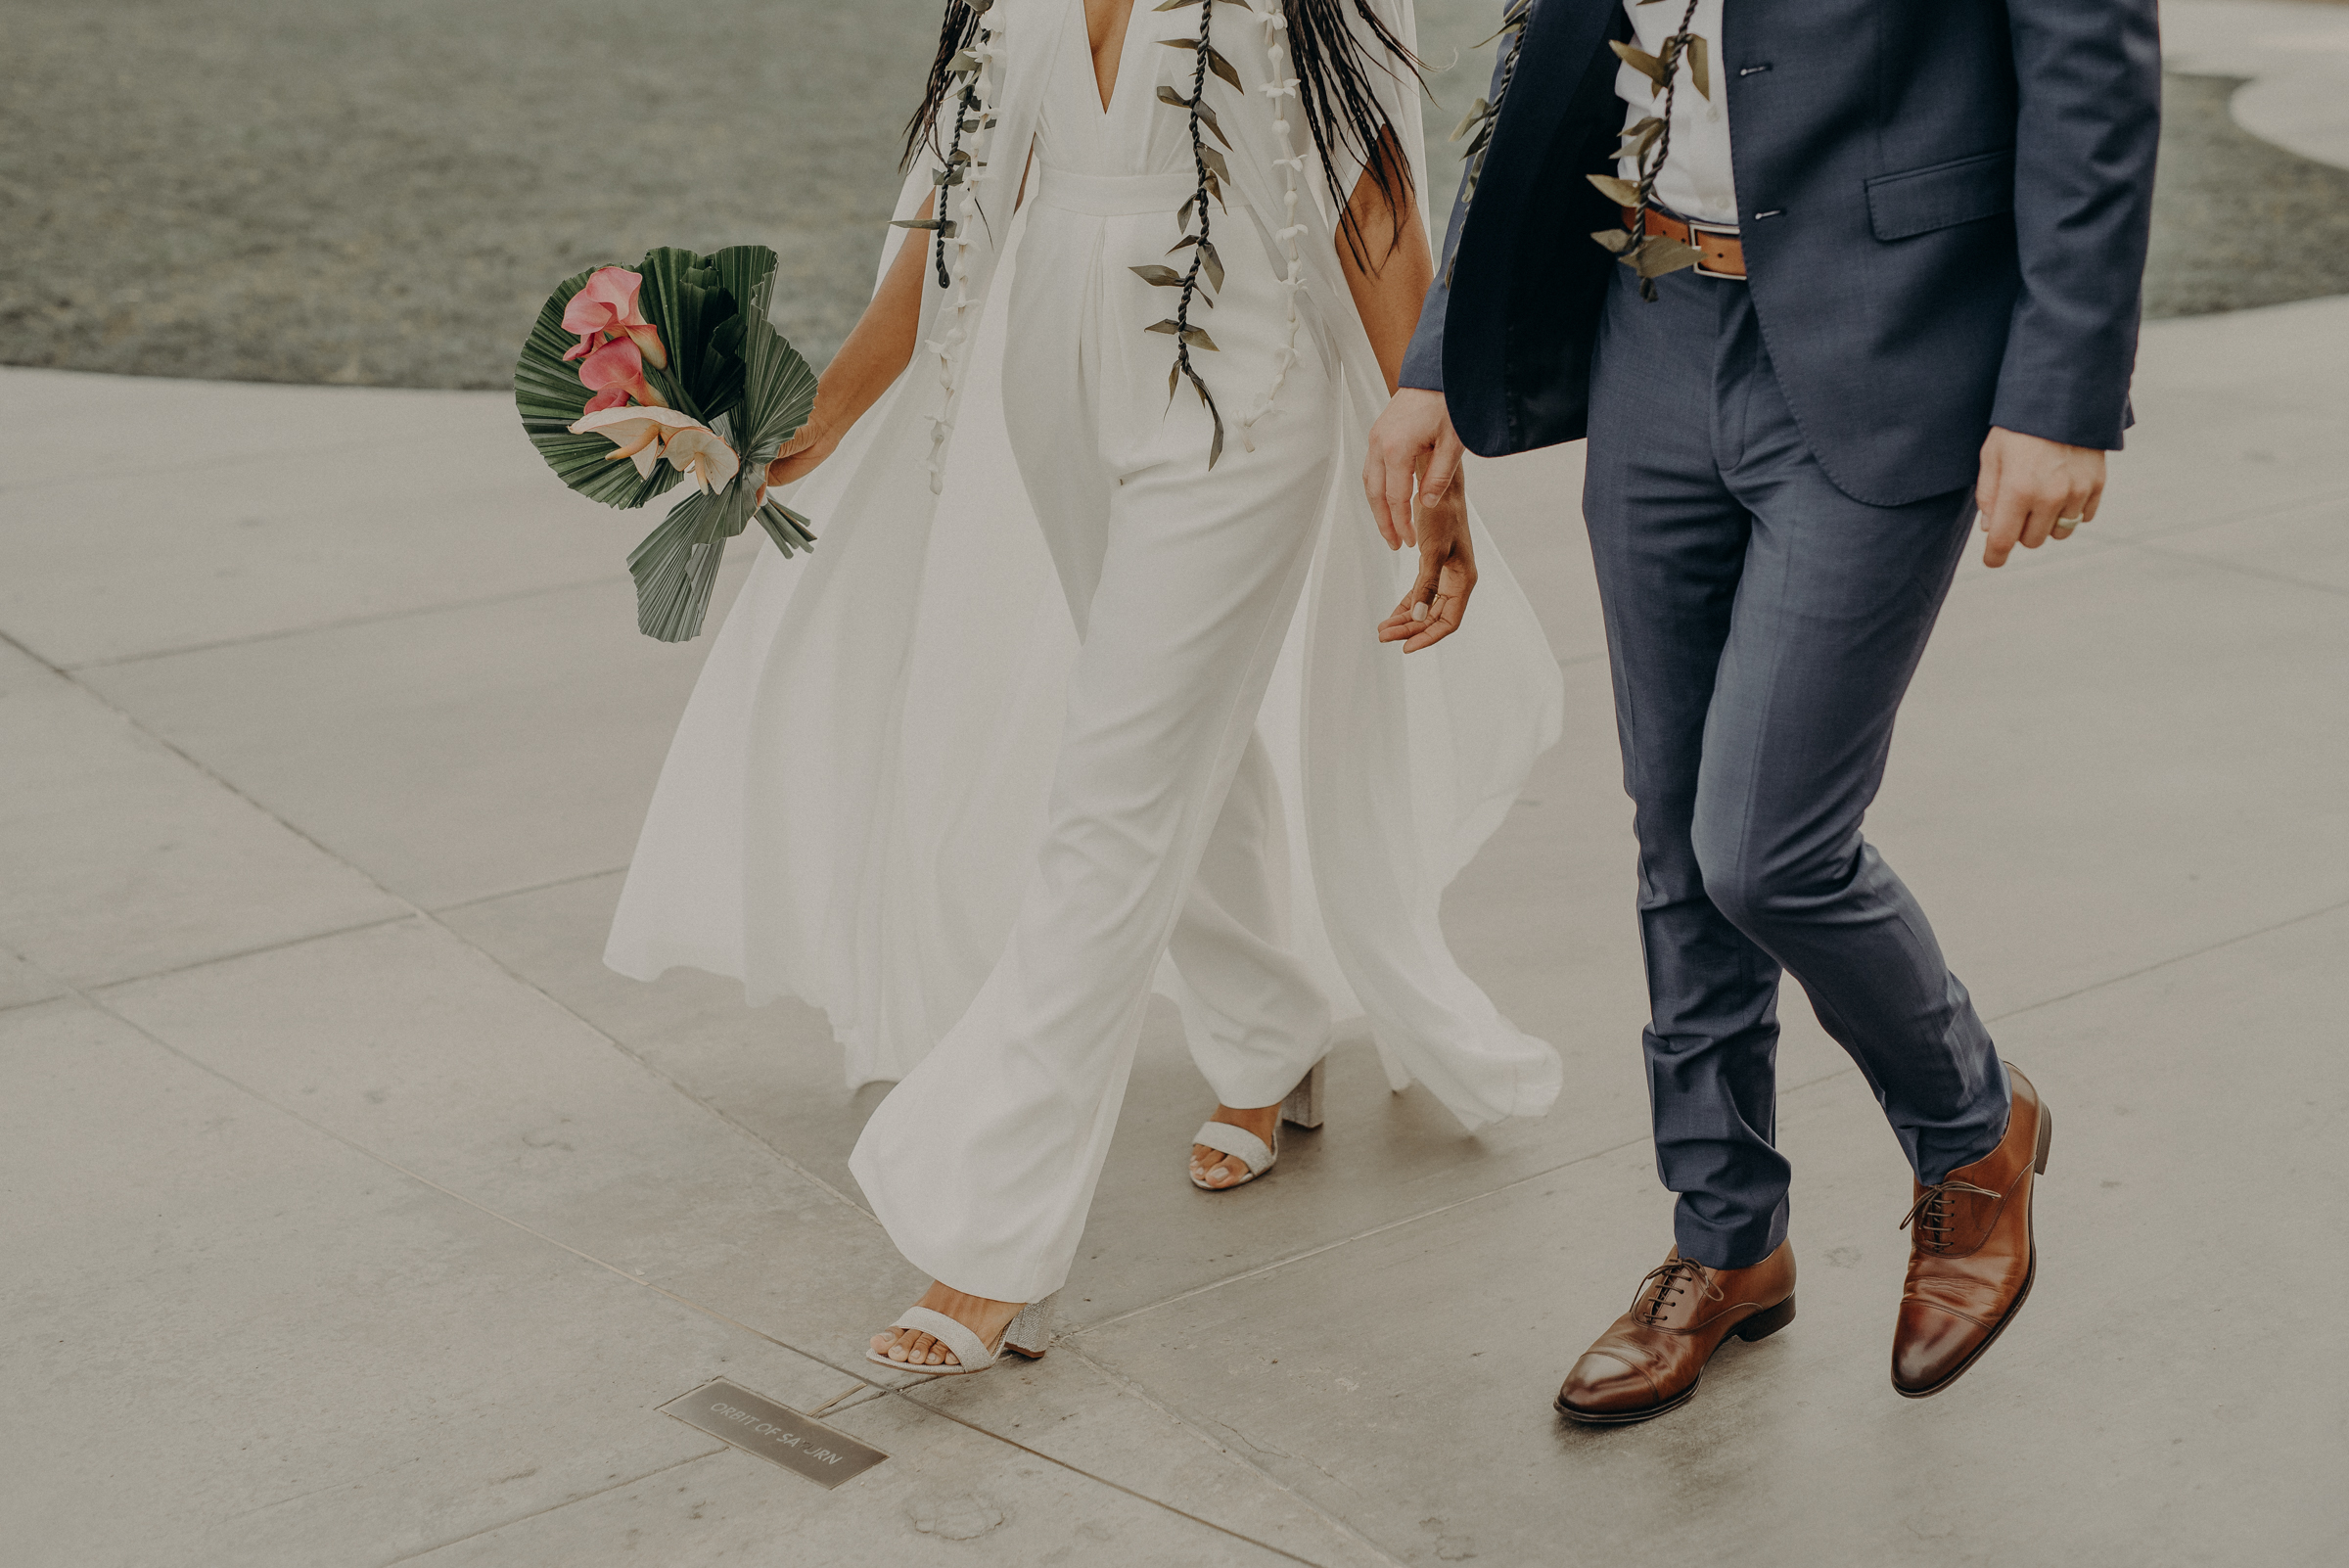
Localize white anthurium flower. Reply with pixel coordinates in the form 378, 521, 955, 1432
659, 425, 742, 495
569, 404, 716, 481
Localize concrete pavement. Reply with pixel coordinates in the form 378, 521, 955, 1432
6, 11, 2349, 1568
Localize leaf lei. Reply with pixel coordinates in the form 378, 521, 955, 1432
1443, 0, 1532, 287
893, 0, 1000, 286
1588, 0, 1710, 299
1141, 0, 1241, 468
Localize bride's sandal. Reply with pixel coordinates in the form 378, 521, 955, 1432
1190, 1059, 1326, 1191
866, 1294, 1057, 1377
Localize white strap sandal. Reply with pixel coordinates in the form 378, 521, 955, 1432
1190, 1058, 1326, 1191
866, 1294, 1056, 1377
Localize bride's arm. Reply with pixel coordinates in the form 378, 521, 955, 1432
765, 191, 937, 486
1335, 130, 1434, 396
1338, 134, 1475, 654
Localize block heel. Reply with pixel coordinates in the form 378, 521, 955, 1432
1279, 1057, 1326, 1130
1734, 1294, 1796, 1342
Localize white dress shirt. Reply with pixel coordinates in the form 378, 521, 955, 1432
1614, 0, 1739, 226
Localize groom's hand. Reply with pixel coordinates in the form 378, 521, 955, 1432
1976, 428, 2105, 568
1365, 388, 1465, 550
1378, 480, 1478, 653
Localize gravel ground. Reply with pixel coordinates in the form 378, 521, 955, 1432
2, 1, 2344, 390
2143, 71, 2349, 316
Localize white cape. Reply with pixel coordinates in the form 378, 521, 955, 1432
606, 0, 1567, 1130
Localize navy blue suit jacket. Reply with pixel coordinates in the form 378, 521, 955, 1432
1401, 0, 2163, 507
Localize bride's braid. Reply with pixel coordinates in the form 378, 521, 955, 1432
1280, 0, 1424, 266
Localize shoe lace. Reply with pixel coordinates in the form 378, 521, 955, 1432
1633, 1257, 1724, 1327
1899, 1179, 2004, 1251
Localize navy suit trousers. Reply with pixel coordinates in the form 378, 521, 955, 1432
1583, 265, 2010, 1269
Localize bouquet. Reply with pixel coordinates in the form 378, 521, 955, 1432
515, 246, 818, 642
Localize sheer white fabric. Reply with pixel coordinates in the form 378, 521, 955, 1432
605, 0, 1568, 1133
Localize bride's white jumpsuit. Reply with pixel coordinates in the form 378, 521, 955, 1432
847, 2, 1343, 1303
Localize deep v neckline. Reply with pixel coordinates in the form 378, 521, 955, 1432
1083, 0, 1140, 115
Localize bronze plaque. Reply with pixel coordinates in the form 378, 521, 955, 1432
659, 1378, 888, 1489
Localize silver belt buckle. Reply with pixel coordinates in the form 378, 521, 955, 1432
1686, 217, 1744, 280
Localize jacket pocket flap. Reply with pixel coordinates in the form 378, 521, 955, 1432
1865, 149, 2015, 242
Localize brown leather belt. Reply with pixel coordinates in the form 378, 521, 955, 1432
1619, 205, 1746, 279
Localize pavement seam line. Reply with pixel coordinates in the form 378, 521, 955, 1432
430, 862, 631, 914
3, 623, 879, 1222
1981, 891, 2349, 1024
61, 571, 633, 672
2103, 482, 2349, 547
1054, 1342, 1414, 1568
67, 974, 1314, 1564
869, 1379, 1323, 1567
2120, 534, 2349, 597
73, 910, 416, 997
371, 1447, 729, 1566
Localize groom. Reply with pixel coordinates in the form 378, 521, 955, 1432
1369, 0, 2159, 1420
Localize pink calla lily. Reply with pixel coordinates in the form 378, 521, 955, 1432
560, 266, 668, 368
576, 337, 666, 411
569, 405, 734, 484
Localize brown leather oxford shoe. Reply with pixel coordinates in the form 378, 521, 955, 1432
1891, 1062, 2052, 1398
1555, 1239, 1797, 1425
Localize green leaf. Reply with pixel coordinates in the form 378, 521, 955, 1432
1198, 145, 1230, 184
1687, 35, 1710, 100
1159, 38, 1243, 93
1198, 238, 1224, 293
1472, 2, 1531, 48
1590, 227, 1635, 254
1628, 235, 1704, 279
1131, 264, 1187, 287
706, 245, 818, 471
625, 488, 732, 642
1145, 320, 1220, 350
635, 247, 746, 425
1609, 40, 1667, 88
755, 499, 818, 559
1157, 85, 1231, 147
1587, 172, 1644, 208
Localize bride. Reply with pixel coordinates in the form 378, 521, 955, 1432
605, 0, 1565, 1374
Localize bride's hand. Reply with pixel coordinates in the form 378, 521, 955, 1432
1377, 480, 1477, 653
764, 416, 838, 491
